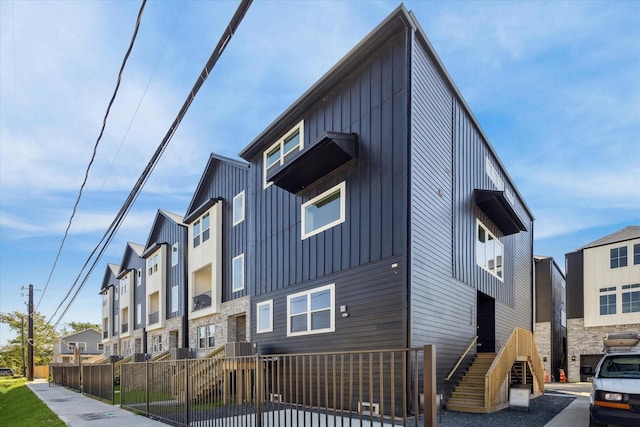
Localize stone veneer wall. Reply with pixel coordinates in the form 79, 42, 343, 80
534, 321, 551, 379
566, 317, 640, 382
189, 296, 249, 358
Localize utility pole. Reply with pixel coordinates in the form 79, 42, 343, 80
28, 284, 34, 381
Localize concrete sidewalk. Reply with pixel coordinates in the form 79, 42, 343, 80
27, 379, 166, 427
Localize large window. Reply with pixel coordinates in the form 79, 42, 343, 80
233, 191, 245, 226
287, 284, 334, 336
634, 244, 640, 265
600, 287, 617, 315
622, 284, 640, 313
476, 220, 504, 280
193, 213, 210, 248
151, 335, 162, 353
263, 120, 304, 188
232, 254, 245, 292
198, 325, 216, 349
301, 182, 346, 239
256, 300, 273, 334
610, 246, 628, 269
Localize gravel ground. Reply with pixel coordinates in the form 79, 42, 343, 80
438, 393, 577, 426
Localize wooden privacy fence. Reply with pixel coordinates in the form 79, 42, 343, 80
120, 346, 437, 427
50, 365, 81, 392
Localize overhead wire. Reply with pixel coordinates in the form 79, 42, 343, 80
47, 0, 254, 329
36, 0, 148, 312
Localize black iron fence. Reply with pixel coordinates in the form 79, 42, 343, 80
50, 365, 81, 392
83, 364, 115, 403
121, 346, 436, 426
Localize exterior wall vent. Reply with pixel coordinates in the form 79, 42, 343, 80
358, 401, 380, 416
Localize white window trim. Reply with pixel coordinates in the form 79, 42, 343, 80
286, 283, 335, 337
476, 219, 504, 282
171, 242, 179, 267
263, 120, 304, 189
232, 253, 245, 292
256, 300, 273, 334
301, 182, 346, 240
233, 190, 246, 226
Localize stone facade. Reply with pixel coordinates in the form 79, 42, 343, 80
189, 296, 250, 358
534, 321, 552, 379
566, 317, 640, 382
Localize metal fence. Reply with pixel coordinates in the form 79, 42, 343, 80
121, 346, 436, 426
83, 364, 115, 403
50, 365, 81, 392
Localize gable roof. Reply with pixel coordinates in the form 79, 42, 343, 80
117, 242, 144, 278
100, 263, 121, 292
142, 209, 187, 257
582, 226, 640, 250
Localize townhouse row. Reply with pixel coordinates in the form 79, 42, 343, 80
99, 5, 536, 399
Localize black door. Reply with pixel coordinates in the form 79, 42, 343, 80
477, 291, 495, 353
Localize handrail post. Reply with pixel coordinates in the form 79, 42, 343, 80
423, 345, 437, 427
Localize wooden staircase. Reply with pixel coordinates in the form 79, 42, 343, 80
446, 353, 496, 413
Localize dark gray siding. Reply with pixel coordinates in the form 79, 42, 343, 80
535, 259, 552, 323
409, 37, 477, 383
565, 251, 584, 318
253, 256, 405, 354
247, 33, 408, 352
120, 247, 145, 331
186, 159, 248, 302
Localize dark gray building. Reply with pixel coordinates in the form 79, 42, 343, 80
238, 5, 535, 404
533, 255, 567, 382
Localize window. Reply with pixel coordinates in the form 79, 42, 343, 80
610, 246, 628, 269
476, 220, 504, 280
622, 284, 640, 313
137, 268, 142, 285
634, 244, 640, 265
115, 314, 119, 333
151, 335, 162, 353
256, 300, 273, 333
198, 325, 216, 349
232, 254, 245, 292
171, 285, 179, 313
102, 293, 108, 306
97, 343, 104, 351
120, 278, 127, 294
287, 284, 334, 336
136, 303, 141, 325
115, 286, 119, 301
301, 182, 346, 239
67, 342, 86, 351
193, 213, 210, 248
485, 156, 504, 191
233, 191, 246, 226
148, 254, 159, 276
599, 287, 617, 315
172, 243, 179, 267
263, 120, 304, 188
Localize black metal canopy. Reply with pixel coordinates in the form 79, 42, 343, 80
474, 189, 527, 236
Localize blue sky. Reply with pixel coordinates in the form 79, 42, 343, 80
1, 0, 638, 345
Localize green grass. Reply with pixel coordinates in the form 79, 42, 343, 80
0, 377, 65, 427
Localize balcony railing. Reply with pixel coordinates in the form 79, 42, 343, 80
148, 311, 159, 324
193, 291, 212, 311
121, 323, 128, 333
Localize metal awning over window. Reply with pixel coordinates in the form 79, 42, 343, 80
267, 132, 357, 193
474, 189, 527, 236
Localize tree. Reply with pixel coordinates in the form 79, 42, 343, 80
0, 310, 59, 373
60, 321, 101, 336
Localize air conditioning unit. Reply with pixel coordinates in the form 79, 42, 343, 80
171, 348, 190, 360
225, 342, 255, 357
133, 353, 146, 362
108, 355, 122, 364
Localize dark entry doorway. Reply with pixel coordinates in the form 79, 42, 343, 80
477, 291, 495, 353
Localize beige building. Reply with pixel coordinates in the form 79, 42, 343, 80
565, 226, 640, 382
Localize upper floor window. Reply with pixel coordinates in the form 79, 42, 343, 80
301, 182, 346, 240
171, 243, 179, 267
233, 191, 246, 226
67, 342, 86, 351
193, 213, 210, 248
476, 220, 504, 280
634, 244, 640, 265
599, 287, 617, 315
137, 268, 142, 285
232, 254, 245, 292
287, 284, 334, 336
256, 300, 273, 334
148, 254, 159, 276
120, 278, 127, 294
136, 303, 142, 325
102, 293, 108, 306
115, 286, 119, 301
622, 284, 640, 313
263, 120, 304, 188
610, 246, 628, 269
171, 285, 179, 313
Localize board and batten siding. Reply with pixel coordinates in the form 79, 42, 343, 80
409, 38, 477, 384
187, 158, 249, 302
247, 32, 409, 352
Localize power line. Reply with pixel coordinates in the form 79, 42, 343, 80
36, 0, 148, 312
48, 0, 254, 329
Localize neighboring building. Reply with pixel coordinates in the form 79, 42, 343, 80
565, 226, 640, 382
141, 209, 188, 358
533, 255, 567, 382
238, 4, 535, 403
99, 263, 120, 357
183, 154, 249, 358
53, 328, 103, 364
115, 242, 146, 359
